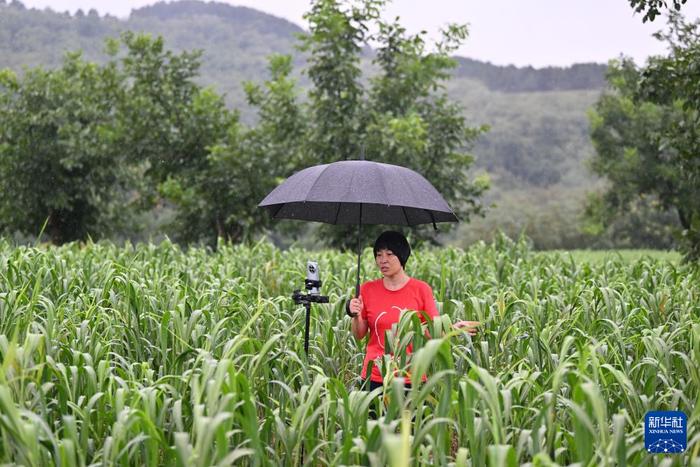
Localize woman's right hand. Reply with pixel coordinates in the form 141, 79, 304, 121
454, 320, 480, 336
348, 295, 364, 318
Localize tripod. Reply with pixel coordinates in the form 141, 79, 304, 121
292, 279, 329, 466
292, 279, 329, 355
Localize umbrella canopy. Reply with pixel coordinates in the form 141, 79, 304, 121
259, 160, 458, 226
259, 159, 458, 296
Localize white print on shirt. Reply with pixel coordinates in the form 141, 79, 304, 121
374, 311, 387, 350
373, 306, 406, 350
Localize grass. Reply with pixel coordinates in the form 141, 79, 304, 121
0, 236, 698, 465
545, 249, 682, 265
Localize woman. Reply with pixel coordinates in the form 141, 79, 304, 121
347, 231, 478, 392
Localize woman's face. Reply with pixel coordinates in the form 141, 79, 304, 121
375, 248, 403, 277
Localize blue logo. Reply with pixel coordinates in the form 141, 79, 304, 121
645, 411, 687, 454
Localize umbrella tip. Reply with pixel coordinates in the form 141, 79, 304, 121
360, 144, 365, 160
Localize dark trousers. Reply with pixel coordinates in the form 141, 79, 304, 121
363, 379, 411, 419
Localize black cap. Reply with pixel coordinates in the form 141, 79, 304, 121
373, 231, 411, 268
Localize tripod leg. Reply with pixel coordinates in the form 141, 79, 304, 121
304, 301, 311, 355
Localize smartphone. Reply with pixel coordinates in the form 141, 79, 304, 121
306, 260, 320, 295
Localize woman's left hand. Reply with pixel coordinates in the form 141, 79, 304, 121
454, 320, 480, 336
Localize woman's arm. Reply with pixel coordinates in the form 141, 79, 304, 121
348, 296, 368, 340
351, 314, 368, 340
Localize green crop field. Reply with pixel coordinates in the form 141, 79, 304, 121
0, 237, 698, 466
545, 250, 682, 265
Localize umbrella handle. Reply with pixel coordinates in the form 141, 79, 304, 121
355, 211, 362, 298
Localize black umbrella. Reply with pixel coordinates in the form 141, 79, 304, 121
259, 159, 459, 296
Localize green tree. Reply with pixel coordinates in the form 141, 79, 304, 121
298, 0, 379, 164
0, 53, 131, 244
640, 14, 700, 259
0, 33, 239, 245
108, 33, 242, 245
364, 20, 488, 219
112, 33, 224, 183
161, 54, 302, 244
241, 0, 487, 249
588, 15, 700, 260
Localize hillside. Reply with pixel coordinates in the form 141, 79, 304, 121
0, 0, 305, 105
454, 58, 606, 93
0, 0, 612, 248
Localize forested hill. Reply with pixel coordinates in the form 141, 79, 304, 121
0, 0, 306, 104
132, 0, 298, 30
0, 0, 606, 94
1, 0, 617, 249
454, 58, 606, 92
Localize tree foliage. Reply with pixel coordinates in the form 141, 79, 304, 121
588, 14, 700, 261
1, 0, 605, 238
628, 0, 688, 22
0, 33, 236, 244
8, 1, 663, 249
162, 54, 304, 245
0, 54, 131, 243
243, 0, 488, 249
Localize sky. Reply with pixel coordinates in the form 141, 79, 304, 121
17, 0, 700, 67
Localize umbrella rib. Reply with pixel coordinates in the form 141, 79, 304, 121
333, 201, 341, 225
401, 205, 410, 226
304, 163, 334, 200
379, 163, 391, 209
270, 204, 284, 218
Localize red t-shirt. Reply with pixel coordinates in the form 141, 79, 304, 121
360, 277, 439, 383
